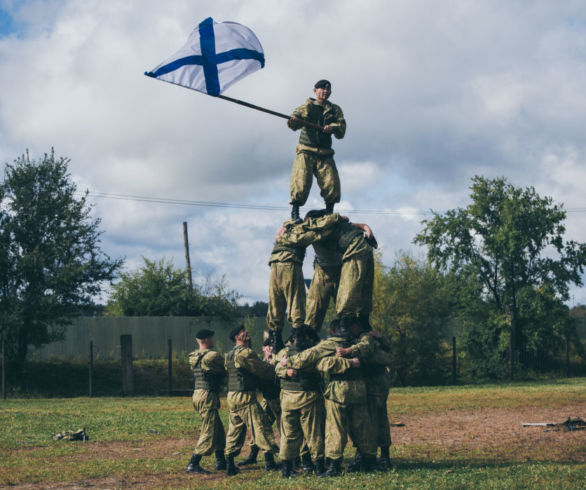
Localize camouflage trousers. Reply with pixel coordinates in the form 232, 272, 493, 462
261, 397, 281, 436
305, 263, 340, 332
266, 262, 306, 332
192, 389, 226, 456
279, 393, 325, 462
367, 391, 391, 448
289, 148, 341, 206
324, 398, 376, 460
336, 251, 374, 319
225, 400, 279, 457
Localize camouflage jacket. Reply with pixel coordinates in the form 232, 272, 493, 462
287, 98, 346, 150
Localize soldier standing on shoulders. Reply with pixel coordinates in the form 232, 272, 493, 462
186, 329, 227, 474
288, 79, 346, 221
224, 325, 280, 476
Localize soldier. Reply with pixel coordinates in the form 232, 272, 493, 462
280, 320, 376, 476
274, 327, 326, 477
288, 79, 346, 221
267, 213, 341, 350
186, 329, 227, 474
337, 318, 393, 471
224, 325, 280, 476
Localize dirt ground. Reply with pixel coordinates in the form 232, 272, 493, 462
12, 404, 586, 489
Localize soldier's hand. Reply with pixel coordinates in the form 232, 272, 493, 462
336, 347, 351, 357
323, 124, 334, 134
351, 357, 360, 368
280, 356, 288, 367
275, 227, 287, 240
287, 368, 298, 377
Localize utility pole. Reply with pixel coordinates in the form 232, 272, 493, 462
183, 221, 193, 290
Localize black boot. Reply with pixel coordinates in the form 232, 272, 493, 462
361, 454, 377, 473
320, 458, 341, 477
281, 459, 298, 478
225, 454, 240, 476
377, 446, 391, 471
186, 454, 210, 474
325, 202, 334, 214
347, 450, 361, 473
264, 452, 279, 471
237, 444, 259, 466
269, 330, 284, 353
301, 453, 314, 472
314, 457, 326, 476
215, 450, 226, 470
291, 203, 301, 223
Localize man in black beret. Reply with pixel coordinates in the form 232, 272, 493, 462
287, 79, 346, 221
186, 328, 227, 474
224, 325, 280, 475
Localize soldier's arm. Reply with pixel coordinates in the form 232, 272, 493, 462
235, 348, 276, 381
201, 351, 227, 375
370, 347, 392, 367
287, 102, 309, 131
347, 333, 376, 358
274, 349, 289, 379
330, 105, 346, 139
316, 356, 357, 374
287, 342, 335, 370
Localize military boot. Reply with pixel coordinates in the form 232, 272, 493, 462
225, 454, 240, 476
347, 450, 361, 473
314, 457, 326, 476
186, 454, 210, 474
269, 330, 284, 353
237, 444, 259, 466
361, 454, 377, 473
264, 452, 279, 471
320, 458, 342, 477
215, 450, 227, 470
377, 446, 391, 471
325, 202, 334, 214
281, 459, 298, 478
291, 203, 301, 223
301, 453, 314, 472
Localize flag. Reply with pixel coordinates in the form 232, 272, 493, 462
145, 17, 265, 96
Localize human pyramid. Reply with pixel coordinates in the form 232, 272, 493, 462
186, 80, 391, 478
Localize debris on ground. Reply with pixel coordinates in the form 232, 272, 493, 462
522, 417, 585, 432
52, 428, 88, 441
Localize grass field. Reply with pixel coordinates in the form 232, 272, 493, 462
1, 378, 585, 488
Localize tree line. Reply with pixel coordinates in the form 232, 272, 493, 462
1, 151, 585, 382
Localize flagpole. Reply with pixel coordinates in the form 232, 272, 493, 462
216, 94, 324, 131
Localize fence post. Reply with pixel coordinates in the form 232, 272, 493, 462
168, 339, 173, 396
89, 340, 93, 397
2, 341, 5, 400
452, 336, 457, 384
121, 335, 134, 395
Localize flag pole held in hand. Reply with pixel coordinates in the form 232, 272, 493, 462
145, 17, 324, 131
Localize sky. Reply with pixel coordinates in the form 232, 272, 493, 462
1, 0, 586, 306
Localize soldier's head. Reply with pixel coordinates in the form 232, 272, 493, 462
313, 79, 332, 103
328, 318, 341, 337
349, 317, 363, 339
304, 209, 328, 221
196, 328, 215, 349
230, 325, 250, 346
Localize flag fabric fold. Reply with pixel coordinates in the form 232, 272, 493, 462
145, 17, 265, 96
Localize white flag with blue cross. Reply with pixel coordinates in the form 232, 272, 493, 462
145, 17, 265, 96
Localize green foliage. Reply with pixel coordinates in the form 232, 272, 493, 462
372, 252, 454, 385
0, 150, 122, 362
105, 257, 239, 319
415, 176, 586, 377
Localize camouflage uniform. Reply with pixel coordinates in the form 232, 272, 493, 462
288, 98, 346, 207
305, 241, 342, 332
188, 348, 227, 456
224, 345, 279, 457
286, 337, 376, 461
267, 215, 341, 333
274, 345, 325, 462
347, 333, 392, 449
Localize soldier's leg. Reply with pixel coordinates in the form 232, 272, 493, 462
299, 396, 325, 462
194, 408, 225, 457
336, 253, 374, 319
290, 151, 314, 207
305, 264, 338, 333
266, 264, 287, 333
245, 401, 279, 454
324, 398, 348, 462
279, 408, 303, 462
314, 155, 341, 206
348, 402, 377, 464
225, 409, 247, 458
285, 262, 306, 332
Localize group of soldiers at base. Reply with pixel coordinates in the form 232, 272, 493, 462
186, 79, 392, 478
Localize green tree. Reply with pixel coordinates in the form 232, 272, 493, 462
105, 257, 239, 319
414, 176, 586, 377
0, 150, 122, 362
372, 252, 455, 385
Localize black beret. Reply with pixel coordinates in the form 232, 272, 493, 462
196, 328, 215, 340
314, 79, 331, 89
229, 325, 246, 342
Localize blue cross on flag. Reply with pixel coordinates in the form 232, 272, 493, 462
145, 17, 265, 96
